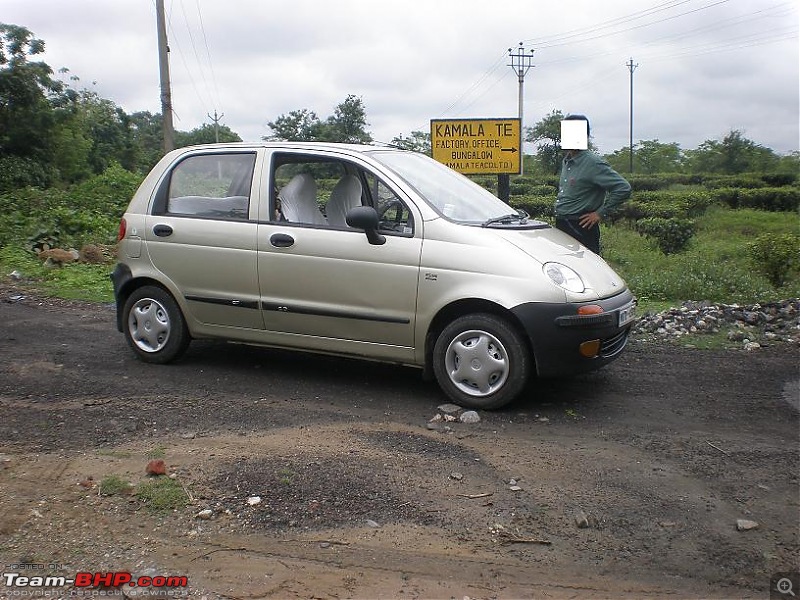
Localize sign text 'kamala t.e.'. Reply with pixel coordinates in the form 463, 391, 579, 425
430, 118, 521, 175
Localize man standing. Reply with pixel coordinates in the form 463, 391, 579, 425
555, 114, 631, 255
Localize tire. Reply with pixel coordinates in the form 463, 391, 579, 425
432, 313, 531, 410
122, 285, 190, 364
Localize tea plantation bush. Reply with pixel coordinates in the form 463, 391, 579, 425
747, 233, 800, 287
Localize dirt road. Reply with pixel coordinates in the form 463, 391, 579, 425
1, 289, 798, 599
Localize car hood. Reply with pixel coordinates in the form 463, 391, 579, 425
492, 227, 628, 301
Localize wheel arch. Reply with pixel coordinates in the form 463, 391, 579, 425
423, 298, 534, 380
113, 273, 179, 333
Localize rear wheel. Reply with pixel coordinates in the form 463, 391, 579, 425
432, 313, 531, 410
123, 286, 190, 363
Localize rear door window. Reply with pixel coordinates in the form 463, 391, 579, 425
164, 153, 256, 220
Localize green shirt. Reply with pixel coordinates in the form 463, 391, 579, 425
556, 151, 631, 218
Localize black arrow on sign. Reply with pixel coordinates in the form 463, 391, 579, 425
501, 147, 518, 153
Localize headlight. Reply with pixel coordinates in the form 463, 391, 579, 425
543, 262, 585, 293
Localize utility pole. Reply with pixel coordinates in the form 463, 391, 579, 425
156, 0, 175, 153
208, 110, 225, 143
627, 58, 638, 173
501, 42, 534, 201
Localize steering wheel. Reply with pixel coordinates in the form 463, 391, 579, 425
377, 200, 405, 231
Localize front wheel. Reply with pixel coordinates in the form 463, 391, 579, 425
432, 314, 531, 410
122, 286, 190, 364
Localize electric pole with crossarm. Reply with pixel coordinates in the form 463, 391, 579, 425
498, 43, 534, 201
627, 57, 638, 173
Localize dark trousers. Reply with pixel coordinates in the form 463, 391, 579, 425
555, 216, 601, 255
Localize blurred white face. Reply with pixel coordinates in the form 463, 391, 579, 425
561, 120, 589, 150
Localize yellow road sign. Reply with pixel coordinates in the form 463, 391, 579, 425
430, 118, 521, 175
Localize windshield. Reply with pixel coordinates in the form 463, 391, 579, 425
370, 150, 525, 224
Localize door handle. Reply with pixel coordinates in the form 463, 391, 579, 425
270, 233, 295, 248
153, 224, 173, 237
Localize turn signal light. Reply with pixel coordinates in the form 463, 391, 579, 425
579, 339, 601, 358
577, 305, 604, 315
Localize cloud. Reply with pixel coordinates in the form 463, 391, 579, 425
2, 0, 798, 154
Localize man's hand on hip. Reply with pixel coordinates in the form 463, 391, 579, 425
579, 211, 601, 228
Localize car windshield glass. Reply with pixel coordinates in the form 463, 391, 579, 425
370, 150, 525, 224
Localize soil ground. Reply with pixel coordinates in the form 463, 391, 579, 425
0, 287, 798, 599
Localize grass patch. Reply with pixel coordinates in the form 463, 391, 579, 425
98, 475, 134, 496
0, 244, 114, 302
136, 477, 189, 512
603, 207, 800, 305
146, 446, 167, 459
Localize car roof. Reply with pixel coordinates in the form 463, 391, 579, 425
177, 141, 402, 154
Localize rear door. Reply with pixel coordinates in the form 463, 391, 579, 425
145, 150, 265, 330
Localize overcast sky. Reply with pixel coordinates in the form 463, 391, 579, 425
4, 0, 798, 155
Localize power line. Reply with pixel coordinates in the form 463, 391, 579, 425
194, 0, 223, 112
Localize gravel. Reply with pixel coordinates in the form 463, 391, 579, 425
633, 298, 799, 346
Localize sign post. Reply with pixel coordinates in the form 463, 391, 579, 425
430, 118, 521, 176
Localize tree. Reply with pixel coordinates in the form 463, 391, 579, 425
685, 130, 779, 174
265, 95, 372, 143
320, 94, 372, 143
0, 23, 62, 162
265, 108, 321, 141
390, 130, 431, 155
176, 123, 242, 147
606, 139, 684, 174
526, 110, 565, 174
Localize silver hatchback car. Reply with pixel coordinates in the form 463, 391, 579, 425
112, 142, 635, 409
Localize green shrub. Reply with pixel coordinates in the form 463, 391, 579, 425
509, 195, 554, 220
0, 156, 56, 191
703, 174, 766, 189
635, 217, 696, 254
738, 188, 799, 212
628, 176, 667, 192
69, 163, 143, 214
761, 172, 797, 186
747, 233, 800, 287
713, 186, 800, 211
617, 190, 714, 221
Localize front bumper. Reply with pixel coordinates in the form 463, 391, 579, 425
511, 289, 636, 378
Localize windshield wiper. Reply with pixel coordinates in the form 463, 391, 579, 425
481, 209, 529, 227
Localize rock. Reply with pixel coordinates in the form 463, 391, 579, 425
736, 519, 759, 531
365, 519, 381, 528
575, 510, 591, 529
635, 299, 800, 345
438, 403, 463, 415
744, 341, 761, 351
246, 496, 262, 506
460, 411, 480, 424
450, 472, 463, 481
196, 509, 213, 520
146, 459, 167, 476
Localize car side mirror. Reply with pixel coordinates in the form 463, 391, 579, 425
346, 206, 386, 246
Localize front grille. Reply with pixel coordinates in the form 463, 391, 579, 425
601, 328, 630, 358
